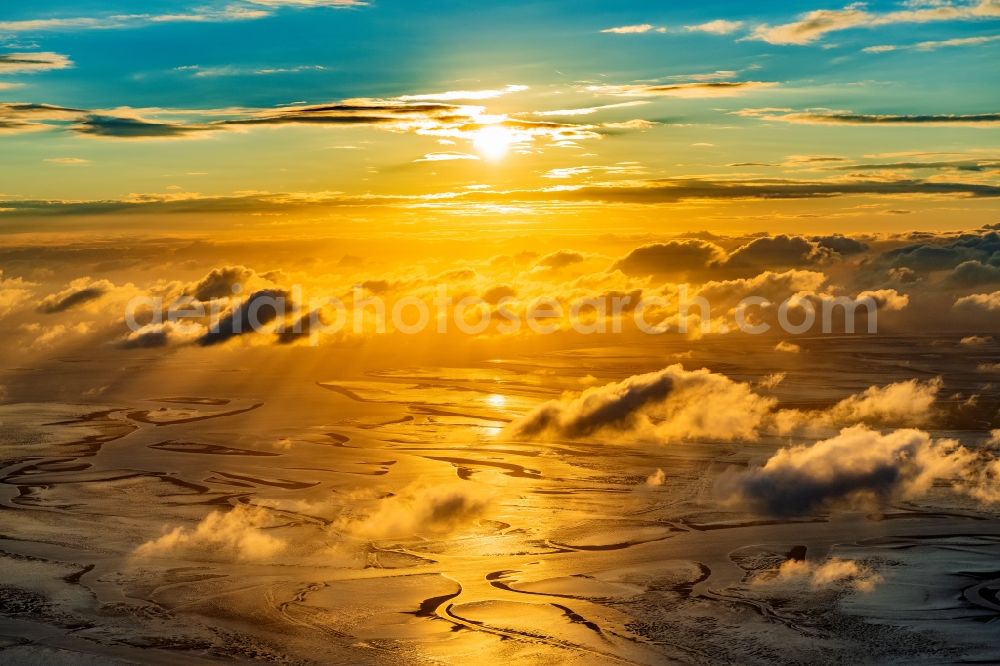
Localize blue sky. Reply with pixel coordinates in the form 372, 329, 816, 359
0, 0, 998, 233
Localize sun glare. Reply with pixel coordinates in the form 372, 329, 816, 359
486, 394, 507, 407
473, 125, 516, 161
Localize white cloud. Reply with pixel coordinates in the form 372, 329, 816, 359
508, 364, 777, 444
247, 0, 368, 6
134, 505, 286, 562
766, 558, 883, 592
601, 24, 666, 34
336, 482, 494, 538
397, 84, 528, 102
586, 81, 778, 98
44, 157, 90, 165
863, 33, 1000, 52
955, 290, 1000, 310
752, 0, 1000, 45
826, 377, 941, 426
0, 52, 73, 73
646, 468, 667, 486
684, 19, 745, 34
0, 6, 272, 33
718, 425, 981, 514
414, 152, 480, 162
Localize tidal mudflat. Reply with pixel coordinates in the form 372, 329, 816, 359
2, 335, 998, 664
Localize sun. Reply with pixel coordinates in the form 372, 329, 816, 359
486, 394, 507, 407
473, 125, 516, 161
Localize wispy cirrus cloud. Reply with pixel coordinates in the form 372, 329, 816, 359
751, 0, 1000, 45
863, 33, 1000, 52
175, 64, 328, 77
601, 24, 666, 34
45, 157, 90, 165
0, 6, 271, 33
74, 114, 213, 138
0, 1, 369, 35
2, 175, 997, 218
395, 84, 529, 101
736, 107, 1000, 126
0, 52, 73, 73
246, 0, 368, 6
414, 152, 480, 163
0, 94, 621, 148
527, 100, 649, 117
587, 81, 779, 98
0, 102, 82, 134
684, 19, 745, 34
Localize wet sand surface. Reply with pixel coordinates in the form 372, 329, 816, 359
1, 336, 999, 664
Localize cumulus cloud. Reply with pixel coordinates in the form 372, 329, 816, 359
826, 378, 941, 426
955, 290, 1000, 311
507, 365, 776, 444
120, 321, 205, 348
198, 289, 289, 346
186, 265, 258, 301
614, 239, 726, 275
811, 234, 869, 255
37, 277, 112, 313
718, 426, 978, 515
724, 234, 836, 269
646, 468, 667, 486
0, 271, 35, 317
134, 505, 287, 562
882, 231, 1000, 271
764, 558, 883, 593
536, 250, 586, 270
946, 260, 1000, 287
337, 482, 494, 538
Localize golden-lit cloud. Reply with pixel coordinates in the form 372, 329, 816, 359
955, 290, 1000, 310
761, 558, 883, 593
601, 24, 665, 34
0, 6, 271, 33
507, 365, 777, 444
737, 107, 1000, 126
587, 81, 779, 98
44, 157, 91, 165
717, 425, 985, 514
396, 84, 529, 101
37, 277, 114, 313
0, 52, 73, 74
336, 482, 494, 538
134, 505, 287, 562
863, 33, 1000, 52
751, 0, 1000, 45
684, 19, 745, 34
